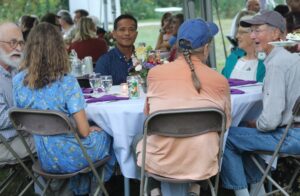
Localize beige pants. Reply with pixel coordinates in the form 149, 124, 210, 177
0, 135, 35, 165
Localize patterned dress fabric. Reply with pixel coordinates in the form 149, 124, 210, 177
13, 71, 115, 194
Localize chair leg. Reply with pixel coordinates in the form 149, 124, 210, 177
18, 179, 34, 196
286, 159, 300, 193
0, 167, 21, 194
207, 179, 216, 196
93, 166, 109, 196
251, 155, 289, 196
143, 176, 148, 196
41, 179, 51, 196
124, 177, 130, 196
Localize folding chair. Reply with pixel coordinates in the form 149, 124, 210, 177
251, 96, 300, 196
9, 108, 111, 196
139, 107, 227, 196
0, 133, 44, 196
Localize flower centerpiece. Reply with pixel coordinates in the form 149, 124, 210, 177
128, 44, 168, 92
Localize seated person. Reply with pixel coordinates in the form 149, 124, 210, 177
168, 13, 185, 61
155, 12, 173, 51
19, 15, 39, 41
134, 18, 231, 195
95, 14, 138, 85
57, 10, 76, 46
228, 0, 260, 47
221, 11, 300, 196
0, 22, 34, 165
68, 17, 108, 64
13, 22, 115, 196
222, 16, 266, 82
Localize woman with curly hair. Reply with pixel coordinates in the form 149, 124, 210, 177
13, 22, 115, 196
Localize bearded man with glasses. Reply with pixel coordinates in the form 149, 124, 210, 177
0, 22, 35, 165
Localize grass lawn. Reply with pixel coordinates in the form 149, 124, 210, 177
135, 18, 233, 72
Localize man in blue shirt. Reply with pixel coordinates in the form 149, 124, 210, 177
95, 14, 138, 85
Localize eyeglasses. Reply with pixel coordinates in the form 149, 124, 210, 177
250, 27, 269, 35
0, 39, 25, 49
237, 30, 251, 35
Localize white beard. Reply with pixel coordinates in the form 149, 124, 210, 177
0, 48, 23, 69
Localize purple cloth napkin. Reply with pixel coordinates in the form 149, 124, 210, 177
230, 88, 245, 94
86, 95, 129, 103
82, 88, 103, 94
84, 95, 93, 99
228, 78, 257, 87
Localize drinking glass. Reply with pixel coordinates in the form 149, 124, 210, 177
89, 73, 101, 95
100, 75, 113, 93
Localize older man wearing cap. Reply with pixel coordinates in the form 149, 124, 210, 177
221, 10, 300, 196
134, 18, 231, 196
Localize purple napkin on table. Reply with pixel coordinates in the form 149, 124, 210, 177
86, 95, 129, 103
228, 79, 257, 87
81, 88, 103, 94
230, 88, 245, 94
84, 95, 93, 99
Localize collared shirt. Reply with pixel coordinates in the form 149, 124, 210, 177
256, 47, 300, 131
0, 65, 17, 139
94, 47, 133, 85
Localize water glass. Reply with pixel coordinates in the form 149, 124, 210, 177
100, 75, 113, 93
89, 73, 101, 95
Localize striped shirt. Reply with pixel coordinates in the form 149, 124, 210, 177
0, 65, 17, 139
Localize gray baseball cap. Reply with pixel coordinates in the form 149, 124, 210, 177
240, 10, 286, 33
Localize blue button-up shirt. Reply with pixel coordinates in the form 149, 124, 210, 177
95, 47, 133, 85
0, 65, 17, 139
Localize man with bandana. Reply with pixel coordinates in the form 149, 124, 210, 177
0, 22, 34, 164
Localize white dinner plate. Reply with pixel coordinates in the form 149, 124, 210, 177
268, 40, 297, 47
286, 33, 300, 42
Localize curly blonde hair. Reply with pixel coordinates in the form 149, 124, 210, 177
21, 22, 70, 89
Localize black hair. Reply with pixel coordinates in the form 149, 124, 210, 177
274, 4, 290, 17
113, 14, 137, 30
40, 13, 59, 27
74, 9, 89, 17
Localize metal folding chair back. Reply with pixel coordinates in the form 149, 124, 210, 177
140, 107, 227, 196
251, 96, 300, 196
9, 108, 110, 196
0, 133, 44, 196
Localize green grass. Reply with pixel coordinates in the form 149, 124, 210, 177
135, 18, 233, 72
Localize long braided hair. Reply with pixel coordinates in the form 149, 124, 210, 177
179, 39, 201, 93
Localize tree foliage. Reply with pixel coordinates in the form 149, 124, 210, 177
0, 0, 288, 23
0, 0, 68, 23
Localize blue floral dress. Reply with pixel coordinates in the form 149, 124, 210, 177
13, 71, 115, 194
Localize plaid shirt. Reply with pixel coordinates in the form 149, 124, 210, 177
0, 65, 17, 139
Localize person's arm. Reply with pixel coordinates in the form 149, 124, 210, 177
256, 66, 285, 131
73, 109, 90, 137
155, 32, 164, 50
73, 110, 102, 137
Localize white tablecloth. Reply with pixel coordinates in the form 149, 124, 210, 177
86, 84, 263, 179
